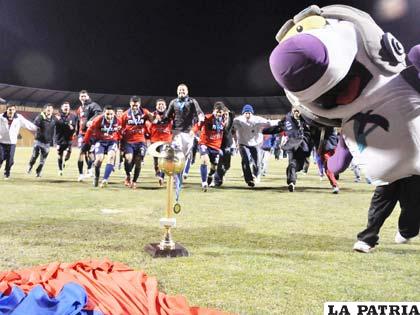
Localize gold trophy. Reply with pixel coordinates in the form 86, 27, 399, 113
144, 142, 189, 258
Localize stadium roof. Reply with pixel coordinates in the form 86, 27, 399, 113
0, 83, 291, 115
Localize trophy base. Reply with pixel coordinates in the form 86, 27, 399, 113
144, 243, 189, 258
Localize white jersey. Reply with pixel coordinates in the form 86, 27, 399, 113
233, 115, 278, 147
0, 113, 37, 144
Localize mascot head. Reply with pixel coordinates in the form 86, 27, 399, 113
269, 5, 407, 126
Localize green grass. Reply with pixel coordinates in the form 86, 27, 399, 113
0, 147, 419, 314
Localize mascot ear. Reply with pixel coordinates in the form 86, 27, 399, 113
380, 32, 406, 64
321, 5, 406, 74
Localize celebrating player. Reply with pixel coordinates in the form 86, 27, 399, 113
83, 106, 121, 187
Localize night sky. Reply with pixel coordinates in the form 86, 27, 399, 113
0, 0, 417, 97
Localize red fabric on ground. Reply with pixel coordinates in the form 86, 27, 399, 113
0, 258, 232, 315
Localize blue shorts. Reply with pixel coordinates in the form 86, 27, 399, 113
94, 141, 118, 155
124, 142, 147, 158
199, 145, 221, 165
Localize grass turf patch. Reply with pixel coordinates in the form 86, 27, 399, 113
0, 147, 419, 314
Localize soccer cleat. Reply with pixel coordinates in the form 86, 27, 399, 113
354, 177, 361, 183
254, 175, 261, 184
4, 176, 10, 180
58, 171, 63, 176
35, 172, 41, 178
183, 174, 188, 181
130, 182, 137, 189
213, 180, 222, 187
201, 183, 208, 192
100, 179, 108, 188
247, 180, 255, 188
26, 166, 32, 174
332, 187, 340, 194
62, 162, 66, 169
207, 175, 213, 186
319, 175, 324, 181
353, 240, 374, 253
395, 231, 410, 244
288, 183, 295, 192
158, 176, 164, 187
124, 177, 131, 187
77, 174, 84, 182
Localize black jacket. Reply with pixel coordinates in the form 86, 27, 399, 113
55, 112, 78, 144
34, 113, 56, 145
282, 112, 312, 153
165, 97, 203, 132
221, 111, 235, 149
79, 100, 102, 133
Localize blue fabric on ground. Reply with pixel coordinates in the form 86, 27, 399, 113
0, 286, 26, 314
2, 282, 103, 315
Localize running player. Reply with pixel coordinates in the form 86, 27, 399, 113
27, 103, 56, 177
196, 102, 227, 191
164, 83, 204, 180
146, 98, 173, 186
120, 96, 154, 189
55, 101, 78, 176
83, 106, 121, 187
76, 90, 102, 181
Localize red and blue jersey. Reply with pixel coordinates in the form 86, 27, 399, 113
197, 114, 224, 150
121, 108, 150, 143
146, 111, 173, 143
84, 114, 121, 144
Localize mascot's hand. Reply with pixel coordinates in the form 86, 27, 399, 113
408, 45, 420, 73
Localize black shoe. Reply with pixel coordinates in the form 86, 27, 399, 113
288, 183, 295, 192
247, 181, 255, 187
214, 181, 222, 187
93, 177, 99, 187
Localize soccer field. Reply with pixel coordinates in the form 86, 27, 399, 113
0, 147, 419, 314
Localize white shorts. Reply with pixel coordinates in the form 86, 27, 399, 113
172, 131, 194, 157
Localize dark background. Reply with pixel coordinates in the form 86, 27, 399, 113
0, 0, 418, 97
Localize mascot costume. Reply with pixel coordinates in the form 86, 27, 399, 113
269, 5, 420, 253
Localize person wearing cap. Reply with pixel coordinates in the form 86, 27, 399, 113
164, 83, 204, 180
0, 101, 37, 179
233, 104, 279, 187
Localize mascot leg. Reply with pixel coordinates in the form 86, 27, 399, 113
355, 184, 398, 252
396, 175, 420, 241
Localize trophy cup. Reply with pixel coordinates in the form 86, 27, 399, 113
144, 142, 189, 258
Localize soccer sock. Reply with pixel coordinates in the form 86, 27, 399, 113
77, 160, 83, 175
87, 159, 93, 170
36, 164, 44, 174
58, 158, 63, 171
103, 163, 114, 180
124, 160, 132, 177
184, 157, 191, 175
200, 164, 208, 183
153, 157, 159, 174
95, 165, 100, 178
208, 168, 216, 177
133, 165, 141, 183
